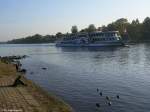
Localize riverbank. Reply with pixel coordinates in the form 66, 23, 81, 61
0, 56, 73, 112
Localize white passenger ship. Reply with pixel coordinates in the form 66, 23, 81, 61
56, 31, 124, 47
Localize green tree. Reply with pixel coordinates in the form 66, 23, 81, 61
101, 25, 108, 32
107, 23, 117, 31
56, 32, 63, 38
142, 17, 150, 40
87, 24, 96, 32
127, 19, 142, 41
71, 26, 78, 33
106, 18, 129, 36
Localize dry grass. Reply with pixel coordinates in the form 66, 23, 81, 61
0, 61, 17, 77
0, 60, 73, 112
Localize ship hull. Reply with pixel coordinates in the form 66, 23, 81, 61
56, 42, 124, 47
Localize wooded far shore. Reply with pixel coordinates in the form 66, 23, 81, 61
2, 17, 150, 44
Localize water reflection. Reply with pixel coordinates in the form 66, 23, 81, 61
143, 44, 150, 65
58, 46, 120, 52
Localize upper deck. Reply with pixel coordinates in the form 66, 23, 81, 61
89, 31, 120, 38
60, 31, 121, 41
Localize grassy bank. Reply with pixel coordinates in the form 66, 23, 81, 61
0, 61, 16, 77
0, 57, 73, 112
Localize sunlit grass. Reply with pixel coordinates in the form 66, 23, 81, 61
0, 61, 16, 77
23, 77, 73, 112
0, 60, 73, 112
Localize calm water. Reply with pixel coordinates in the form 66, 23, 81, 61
0, 44, 150, 112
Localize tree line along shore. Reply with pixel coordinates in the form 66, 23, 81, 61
5, 17, 150, 44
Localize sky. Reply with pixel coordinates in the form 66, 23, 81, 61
0, 0, 150, 41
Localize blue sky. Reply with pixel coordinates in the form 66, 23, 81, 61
0, 0, 150, 41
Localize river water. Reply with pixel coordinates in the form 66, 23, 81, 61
0, 44, 150, 112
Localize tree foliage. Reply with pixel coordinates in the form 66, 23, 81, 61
107, 18, 129, 36
127, 19, 142, 41
7, 34, 56, 44
142, 17, 150, 40
71, 26, 78, 33
7, 17, 150, 44
87, 24, 97, 32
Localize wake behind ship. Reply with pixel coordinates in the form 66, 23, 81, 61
56, 31, 124, 47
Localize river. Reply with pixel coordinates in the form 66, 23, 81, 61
0, 43, 150, 112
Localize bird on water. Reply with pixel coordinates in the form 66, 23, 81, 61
116, 95, 120, 99
108, 102, 112, 106
97, 88, 99, 92
99, 92, 103, 96
106, 96, 110, 100
96, 103, 100, 108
